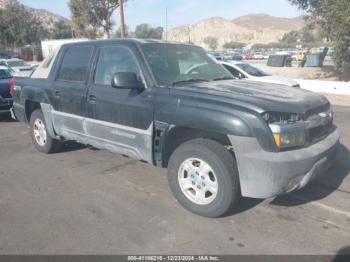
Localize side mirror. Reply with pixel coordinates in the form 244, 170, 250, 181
111, 72, 144, 90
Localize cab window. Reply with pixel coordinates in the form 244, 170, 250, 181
94, 46, 141, 86
57, 46, 93, 82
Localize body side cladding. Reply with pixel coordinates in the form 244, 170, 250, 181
40, 103, 154, 164
40, 103, 61, 139
17, 82, 53, 123
154, 121, 172, 166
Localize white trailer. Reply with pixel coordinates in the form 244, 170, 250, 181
41, 39, 88, 59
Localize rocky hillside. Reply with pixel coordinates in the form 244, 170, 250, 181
166, 14, 305, 49
0, 0, 70, 30
232, 14, 304, 32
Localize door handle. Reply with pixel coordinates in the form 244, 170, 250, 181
88, 95, 97, 104
54, 90, 61, 98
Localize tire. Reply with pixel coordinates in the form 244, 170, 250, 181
29, 109, 63, 154
168, 139, 240, 218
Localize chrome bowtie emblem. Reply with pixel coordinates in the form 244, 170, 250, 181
318, 110, 332, 119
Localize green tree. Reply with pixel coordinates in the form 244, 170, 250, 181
0, 0, 47, 48
289, 0, 350, 70
203, 36, 218, 50
281, 30, 299, 44
69, 0, 126, 39
300, 26, 316, 43
115, 25, 130, 38
268, 42, 295, 49
251, 43, 270, 50
280, 27, 320, 45
69, 0, 99, 39
134, 24, 163, 39
50, 21, 73, 39
223, 42, 246, 49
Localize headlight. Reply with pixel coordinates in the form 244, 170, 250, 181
269, 122, 306, 149
262, 112, 306, 149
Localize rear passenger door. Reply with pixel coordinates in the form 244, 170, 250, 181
51, 45, 94, 137
86, 44, 154, 163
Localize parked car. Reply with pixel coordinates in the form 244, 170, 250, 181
0, 58, 36, 77
209, 52, 223, 61
230, 53, 244, 61
0, 66, 14, 118
253, 52, 264, 60
220, 60, 300, 87
12, 40, 339, 217
0, 50, 18, 59
263, 53, 271, 60
244, 53, 254, 60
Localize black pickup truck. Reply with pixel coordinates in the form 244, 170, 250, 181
12, 39, 340, 217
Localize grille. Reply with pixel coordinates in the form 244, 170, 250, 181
308, 124, 333, 145
305, 104, 333, 146
304, 104, 330, 120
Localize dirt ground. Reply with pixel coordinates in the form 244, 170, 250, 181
321, 94, 350, 107
251, 60, 350, 81
0, 105, 349, 255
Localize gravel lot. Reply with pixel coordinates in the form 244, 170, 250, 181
0, 105, 349, 255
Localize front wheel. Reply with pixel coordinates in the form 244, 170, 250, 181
168, 139, 240, 218
29, 109, 63, 154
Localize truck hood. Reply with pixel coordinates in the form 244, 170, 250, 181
172, 80, 329, 114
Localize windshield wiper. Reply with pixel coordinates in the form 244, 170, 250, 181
213, 77, 234, 81
171, 78, 209, 86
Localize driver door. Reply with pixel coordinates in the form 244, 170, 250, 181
85, 44, 154, 163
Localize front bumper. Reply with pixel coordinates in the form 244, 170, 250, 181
229, 127, 340, 199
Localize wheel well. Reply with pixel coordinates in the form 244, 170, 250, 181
161, 126, 232, 167
25, 100, 41, 122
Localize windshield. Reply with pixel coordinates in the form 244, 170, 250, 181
8, 60, 29, 67
0, 69, 12, 79
235, 63, 269, 77
141, 43, 233, 86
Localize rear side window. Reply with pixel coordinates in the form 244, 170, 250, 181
94, 46, 141, 86
57, 46, 93, 82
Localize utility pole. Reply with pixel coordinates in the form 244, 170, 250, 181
119, 0, 126, 38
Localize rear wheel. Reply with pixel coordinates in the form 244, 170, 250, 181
168, 139, 240, 218
29, 109, 62, 154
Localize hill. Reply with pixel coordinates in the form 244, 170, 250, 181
232, 14, 304, 32
0, 0, 70, 30
166, 14, 305, 49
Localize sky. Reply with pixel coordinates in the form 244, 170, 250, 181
19, 0, 304, 30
